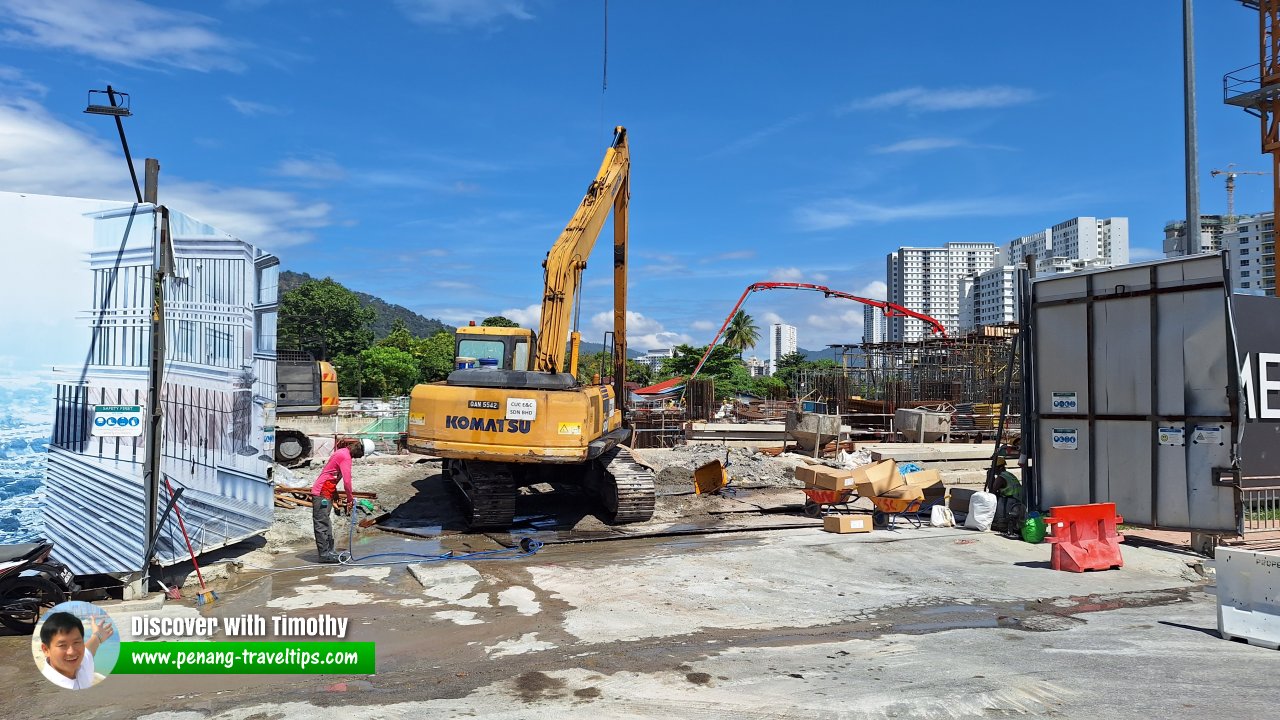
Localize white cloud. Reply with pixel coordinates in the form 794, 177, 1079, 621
499, 303, 542, 328
794, 195, 1084, 231
854, 280, 887, 300
699, 249, 756, 264
1129, 246, 1162, 261
704, 113, 809, 158
873, 137, 969, 153
805, 309, 865, 338
0, 65, 46, 96
759, 311, 785, 326
844, 85, 1037, 113
273, 156, 346, 181
394, 0, 533, 26
227, 97, 288, 117
590, 310, 692, 351
0, 96, 331, 247
767, 268, 828, 284
690, 320, 717, 332
873, 137, 1015, 154
432, 280, 476, 291
162, 183, 331, 247
0, 0, 243, 72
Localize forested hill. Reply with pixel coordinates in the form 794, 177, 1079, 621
280, 271, 453, 339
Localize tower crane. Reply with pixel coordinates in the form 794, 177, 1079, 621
1209, 163, 1269, 220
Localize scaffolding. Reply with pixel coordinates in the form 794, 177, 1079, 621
797, 328, 1022, 440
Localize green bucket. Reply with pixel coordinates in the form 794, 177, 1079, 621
1021, 512, 1047, 544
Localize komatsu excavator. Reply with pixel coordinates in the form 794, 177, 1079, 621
405, 127, 655, 528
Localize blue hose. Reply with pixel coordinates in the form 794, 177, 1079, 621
337, 507, 542, 565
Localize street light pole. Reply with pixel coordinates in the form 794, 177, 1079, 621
1184, 0, 1203, 254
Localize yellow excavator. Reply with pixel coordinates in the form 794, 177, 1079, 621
273, 350, 340, 464
405, 127, 655, 528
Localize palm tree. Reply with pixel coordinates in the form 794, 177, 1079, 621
723, 310, 761, 359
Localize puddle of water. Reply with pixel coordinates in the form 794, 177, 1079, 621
895, 617, 1000, 633
919, 604, 989, 616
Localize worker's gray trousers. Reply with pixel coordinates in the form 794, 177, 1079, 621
312, 495, 335, 558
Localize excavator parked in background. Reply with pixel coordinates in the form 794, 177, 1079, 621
273, 349, 340, 464
406, 127, 655, 528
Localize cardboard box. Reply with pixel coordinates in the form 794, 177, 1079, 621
852, 459, 902, 498
796, 464, 857, 491
903, 469, 947, 504
878, 485, 925, 502
823, 514, 873, 534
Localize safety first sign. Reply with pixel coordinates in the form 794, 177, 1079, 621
92, 405, 144, 437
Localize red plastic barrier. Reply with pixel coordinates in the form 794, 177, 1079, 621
1043, 503, 1125, 572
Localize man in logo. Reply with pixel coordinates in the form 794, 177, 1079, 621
39, 612, 114, 690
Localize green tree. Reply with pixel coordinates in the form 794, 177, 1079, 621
723, 310, 761, 358
279, 278, 376, 359
481, 315, 519, 327
416, 330, 458, 382
750, 375, 789, 400
341, 346, 420, 397
575, 351, 611, 385
660, 344, 740, 378
772, 350, 809, 388
377, 319, 415, 352
626, 359, 654, 387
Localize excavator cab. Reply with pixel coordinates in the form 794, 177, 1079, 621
453, 325, 536, 371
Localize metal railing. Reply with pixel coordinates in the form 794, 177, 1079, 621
1243, 486, 1280, 533
1224, 62, 1263, 105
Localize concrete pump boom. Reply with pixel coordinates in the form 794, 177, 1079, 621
688, 281, 948, 382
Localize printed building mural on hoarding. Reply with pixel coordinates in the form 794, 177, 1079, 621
0, 191, 277, 577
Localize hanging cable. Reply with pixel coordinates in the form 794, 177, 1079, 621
599, 0, 608, 140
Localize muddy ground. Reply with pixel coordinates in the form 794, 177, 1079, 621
5, 518, 1272, 719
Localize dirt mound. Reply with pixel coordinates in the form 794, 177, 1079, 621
633, 445, 809, 492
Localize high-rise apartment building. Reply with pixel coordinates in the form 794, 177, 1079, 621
1163, 215, 1227, 257
862, 304, 887, 345
1008, 217, 1129, 273
886, 242, 999, 341
959, 265, 1019, 330
769, 323, 797, 374
953, 217, 1130, 334
1223, 212, 1276, 295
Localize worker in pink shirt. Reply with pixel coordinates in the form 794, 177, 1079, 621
311, 438, 370, 562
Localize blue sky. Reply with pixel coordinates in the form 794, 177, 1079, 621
0, 1, 1270, 351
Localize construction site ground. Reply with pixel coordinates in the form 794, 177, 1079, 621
6, 449, 1276, 718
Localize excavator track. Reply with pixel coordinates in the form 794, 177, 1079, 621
599, 446, 656, 524
449, 460, 517, 529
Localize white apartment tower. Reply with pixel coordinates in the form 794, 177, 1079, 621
886, 242, 999, 341
1008, 217, 1129, 274
769, 323, 797, 374
862, 304, 888, 345
956, 216, 1131, 334
1223, 212, 1276, 295
959, 266, 1019, 331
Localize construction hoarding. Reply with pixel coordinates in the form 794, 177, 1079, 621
1029, 253, 1274, 534
0, 191, 279, 576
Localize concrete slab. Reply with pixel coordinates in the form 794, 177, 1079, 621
863, 442, 995, 462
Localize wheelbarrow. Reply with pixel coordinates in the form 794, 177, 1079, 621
801, 487, 857, 518
868, 493, 945, 529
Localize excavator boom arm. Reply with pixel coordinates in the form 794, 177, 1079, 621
688, 281, 947, 381
535, 127, 630, 378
